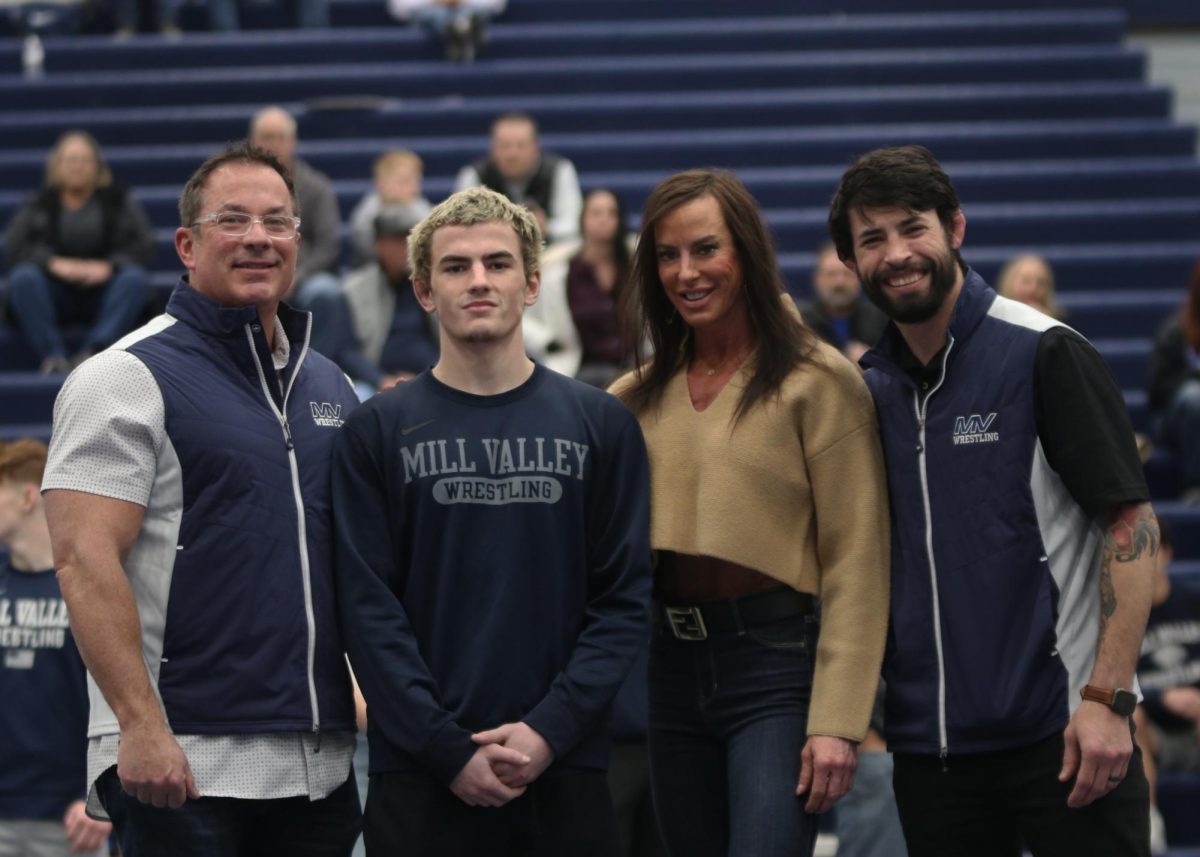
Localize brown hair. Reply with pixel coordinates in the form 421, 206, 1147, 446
580, 188, 631, 294
0, 438, 48, 487
491, 111, 538, 138
177, 141, 297, 227
1184, 262, 1200, 352
619, 168, 815, 421
374, 149, 423, 180
829, 145, 965, 273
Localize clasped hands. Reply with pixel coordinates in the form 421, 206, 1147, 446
449, 721, 555, 808
48, 256, 112, 287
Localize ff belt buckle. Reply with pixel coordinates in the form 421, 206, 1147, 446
664, 606, 708, 641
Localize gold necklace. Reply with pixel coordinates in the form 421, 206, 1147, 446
695, 351, 746, 376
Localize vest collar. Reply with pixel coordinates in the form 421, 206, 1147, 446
165, 277, 311, 349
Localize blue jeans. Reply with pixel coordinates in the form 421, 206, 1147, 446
6, 261, 147, 361
96, 765, 361, 857
647, 610, 820, 857
1163, 378, 1200, 491
834, 750, 907, 857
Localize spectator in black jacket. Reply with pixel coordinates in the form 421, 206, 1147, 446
4, 130, 153, 374
1147, 263, 1200, 503
799, 242, 887, 364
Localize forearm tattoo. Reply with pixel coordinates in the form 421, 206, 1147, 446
1099, 504, 1159, 625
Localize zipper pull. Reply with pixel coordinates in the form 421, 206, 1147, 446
940, 748, 949, 773
283, 419, 295, 450
314, 727, 322, 753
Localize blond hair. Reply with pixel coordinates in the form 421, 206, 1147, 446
995, 253, 1062, 318
0, 439, 48, 487
45, 130, 112, 191
374, 149, 423, 180
408, 186, 542, 285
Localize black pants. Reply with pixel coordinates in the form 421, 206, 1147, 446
893, 732, 1150, 857
97, 766, 361, 857
363, 769, 622, 857
608, 742, 667, 857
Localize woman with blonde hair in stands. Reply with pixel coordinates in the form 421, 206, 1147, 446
995, 252, 1066, 320
611, 168, 890, 857
3, 130, 153, 374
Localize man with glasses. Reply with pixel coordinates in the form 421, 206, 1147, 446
41, 142, 362, 857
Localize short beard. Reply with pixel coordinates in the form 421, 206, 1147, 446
817, 285, 858, 313
860, 253, 957, 324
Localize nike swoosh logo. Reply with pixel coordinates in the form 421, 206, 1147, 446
400, 419, 435, 437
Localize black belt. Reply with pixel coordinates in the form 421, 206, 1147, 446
655, 587, 815, 641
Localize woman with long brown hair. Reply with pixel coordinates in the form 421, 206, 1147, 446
565, 188, 633, 386
1148, 262, 1200, 502
611, 169, 890, 857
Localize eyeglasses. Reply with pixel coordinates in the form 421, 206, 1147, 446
193, 211, 301, 239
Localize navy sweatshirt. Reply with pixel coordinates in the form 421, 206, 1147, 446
332, 365, 651, 785
0, 559, 89, 820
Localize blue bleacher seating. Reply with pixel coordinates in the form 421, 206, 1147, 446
2, 0, 1200, 844
0, 3, 1197, 564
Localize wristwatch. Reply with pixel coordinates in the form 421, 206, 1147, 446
1080, 685, 1138, 717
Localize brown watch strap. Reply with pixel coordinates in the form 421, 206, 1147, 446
1080, 685, 1116, 706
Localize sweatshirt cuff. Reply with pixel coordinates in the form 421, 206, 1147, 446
417, 720, 477, 786
524, 693, 582, 760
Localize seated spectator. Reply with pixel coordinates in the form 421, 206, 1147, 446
387, 0, 505, 62
525, 189, 635, 382
249, 106, 342, 309
0, 439, 111, 857
1134, 519, 1187, 854
313, 205, 437, 396
799, 241, 887, 364
995, 252, 1066, 320
454, 111, 582, 245
109, 0, 188, 36
522, 237, 579, 378
529, 188, 632, 385
1147, 264, 1200, 503
3, 130, 153, 374
347, 149, 431, 269
113, 0, 327, 36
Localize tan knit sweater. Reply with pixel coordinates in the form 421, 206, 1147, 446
612, 340, 890, 741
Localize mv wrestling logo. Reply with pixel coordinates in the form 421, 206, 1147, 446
952, 413, 999, 446
309, 402, 344, 428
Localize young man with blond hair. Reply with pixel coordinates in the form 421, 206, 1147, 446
332, 186, 650, 855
